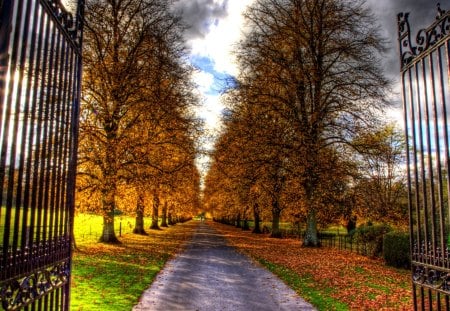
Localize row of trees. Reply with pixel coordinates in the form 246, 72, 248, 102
76, 0, 201, 243
203, 0, 407, 245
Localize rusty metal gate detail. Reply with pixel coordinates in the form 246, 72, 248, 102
0, 0, 84, 310
398, 3, 450, 309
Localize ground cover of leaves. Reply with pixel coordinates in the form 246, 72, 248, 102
210, 221, 412, 311
71, 221, 197, 311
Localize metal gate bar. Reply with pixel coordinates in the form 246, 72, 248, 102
398, 4, 450, 310
0, 1, 84, 310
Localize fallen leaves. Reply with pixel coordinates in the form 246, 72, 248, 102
210, 221, 412, 311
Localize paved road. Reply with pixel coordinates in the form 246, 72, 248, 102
133, 222, 315, 311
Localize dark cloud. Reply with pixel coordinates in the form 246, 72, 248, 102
172, 0, 229, 40
367, 0, 441, 81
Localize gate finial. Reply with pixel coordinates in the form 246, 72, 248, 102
437, 3, 446, 18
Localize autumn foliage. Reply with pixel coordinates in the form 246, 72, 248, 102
76, 0, 201, 242
210, 221, 412, 310
203, 0, 406, 245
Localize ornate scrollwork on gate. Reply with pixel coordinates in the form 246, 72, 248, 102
0, 261, 70, 311
412, 264, 450, 293
398, 3, 450, 69
411, 242, 450, 295
42, 0, 83, 45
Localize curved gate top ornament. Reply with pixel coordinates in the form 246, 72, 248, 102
398, 3, 450, 70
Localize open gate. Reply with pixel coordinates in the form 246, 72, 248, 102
0, 0, 84, 309
398, 3, 450, 310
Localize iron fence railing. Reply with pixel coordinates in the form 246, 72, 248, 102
278, 229, 379, 256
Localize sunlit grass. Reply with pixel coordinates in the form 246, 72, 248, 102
71, 215, 196, 311
74, 213, 146, 245
71, 240, 167, 311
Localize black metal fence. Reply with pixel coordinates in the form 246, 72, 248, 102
278, 229, 380, 256
398, 4, 450, 310
0, 1, 84, 310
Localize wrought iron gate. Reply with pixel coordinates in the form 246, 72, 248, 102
0, 0, 84, 309
399, 3, 450, 310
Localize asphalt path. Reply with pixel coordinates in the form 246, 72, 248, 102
133, 221, 316, 311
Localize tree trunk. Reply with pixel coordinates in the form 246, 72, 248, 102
271, 199, 282, 238
242, 219, 250, 230
100, 209, 119, 243
346, 215, 357, 233
168, 211, 175, 225
161, 201, 168, 227
242, 207, 250, 230
133, 195, 147, 235
71, 224, 78, 250
99, 189, 119, 243
252, 203, 262, 234
150, 193, 160, 230
303, 175, 320, 246
303, 208, 320, 247
235, 212, 241, 228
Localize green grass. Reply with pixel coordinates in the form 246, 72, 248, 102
70, 213, 191, 311
353, 266, 366, 274
0, 208, 152, 246
258, 259, 349, 311
71, 247, 167, 311
74, 213, 142, 245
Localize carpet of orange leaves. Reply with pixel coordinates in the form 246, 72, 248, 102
210, 221, 413, 311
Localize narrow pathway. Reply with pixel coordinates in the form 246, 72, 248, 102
133, 221, 315, 311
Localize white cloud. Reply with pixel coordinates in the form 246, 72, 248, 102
188, 0, 255, 158
191, 70, 223, 137
192, 70, 215, 94
193, 94, 223, 132
189, 0, 255, 76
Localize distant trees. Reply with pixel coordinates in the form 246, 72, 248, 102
76, 0, 200, 242
352, 125, 408, 226
204, 0, 393, 245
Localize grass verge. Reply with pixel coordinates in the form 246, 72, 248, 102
71, 218, 197, 311
259, 258, 348, 311
210, 221, 412, 310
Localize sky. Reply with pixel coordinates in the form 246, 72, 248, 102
171, 0, 438, 170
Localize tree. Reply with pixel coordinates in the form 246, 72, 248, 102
235, 0, 389, 246
353, 124, 408, 225
77, 0, 199, 242
205, 90, 292, 237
